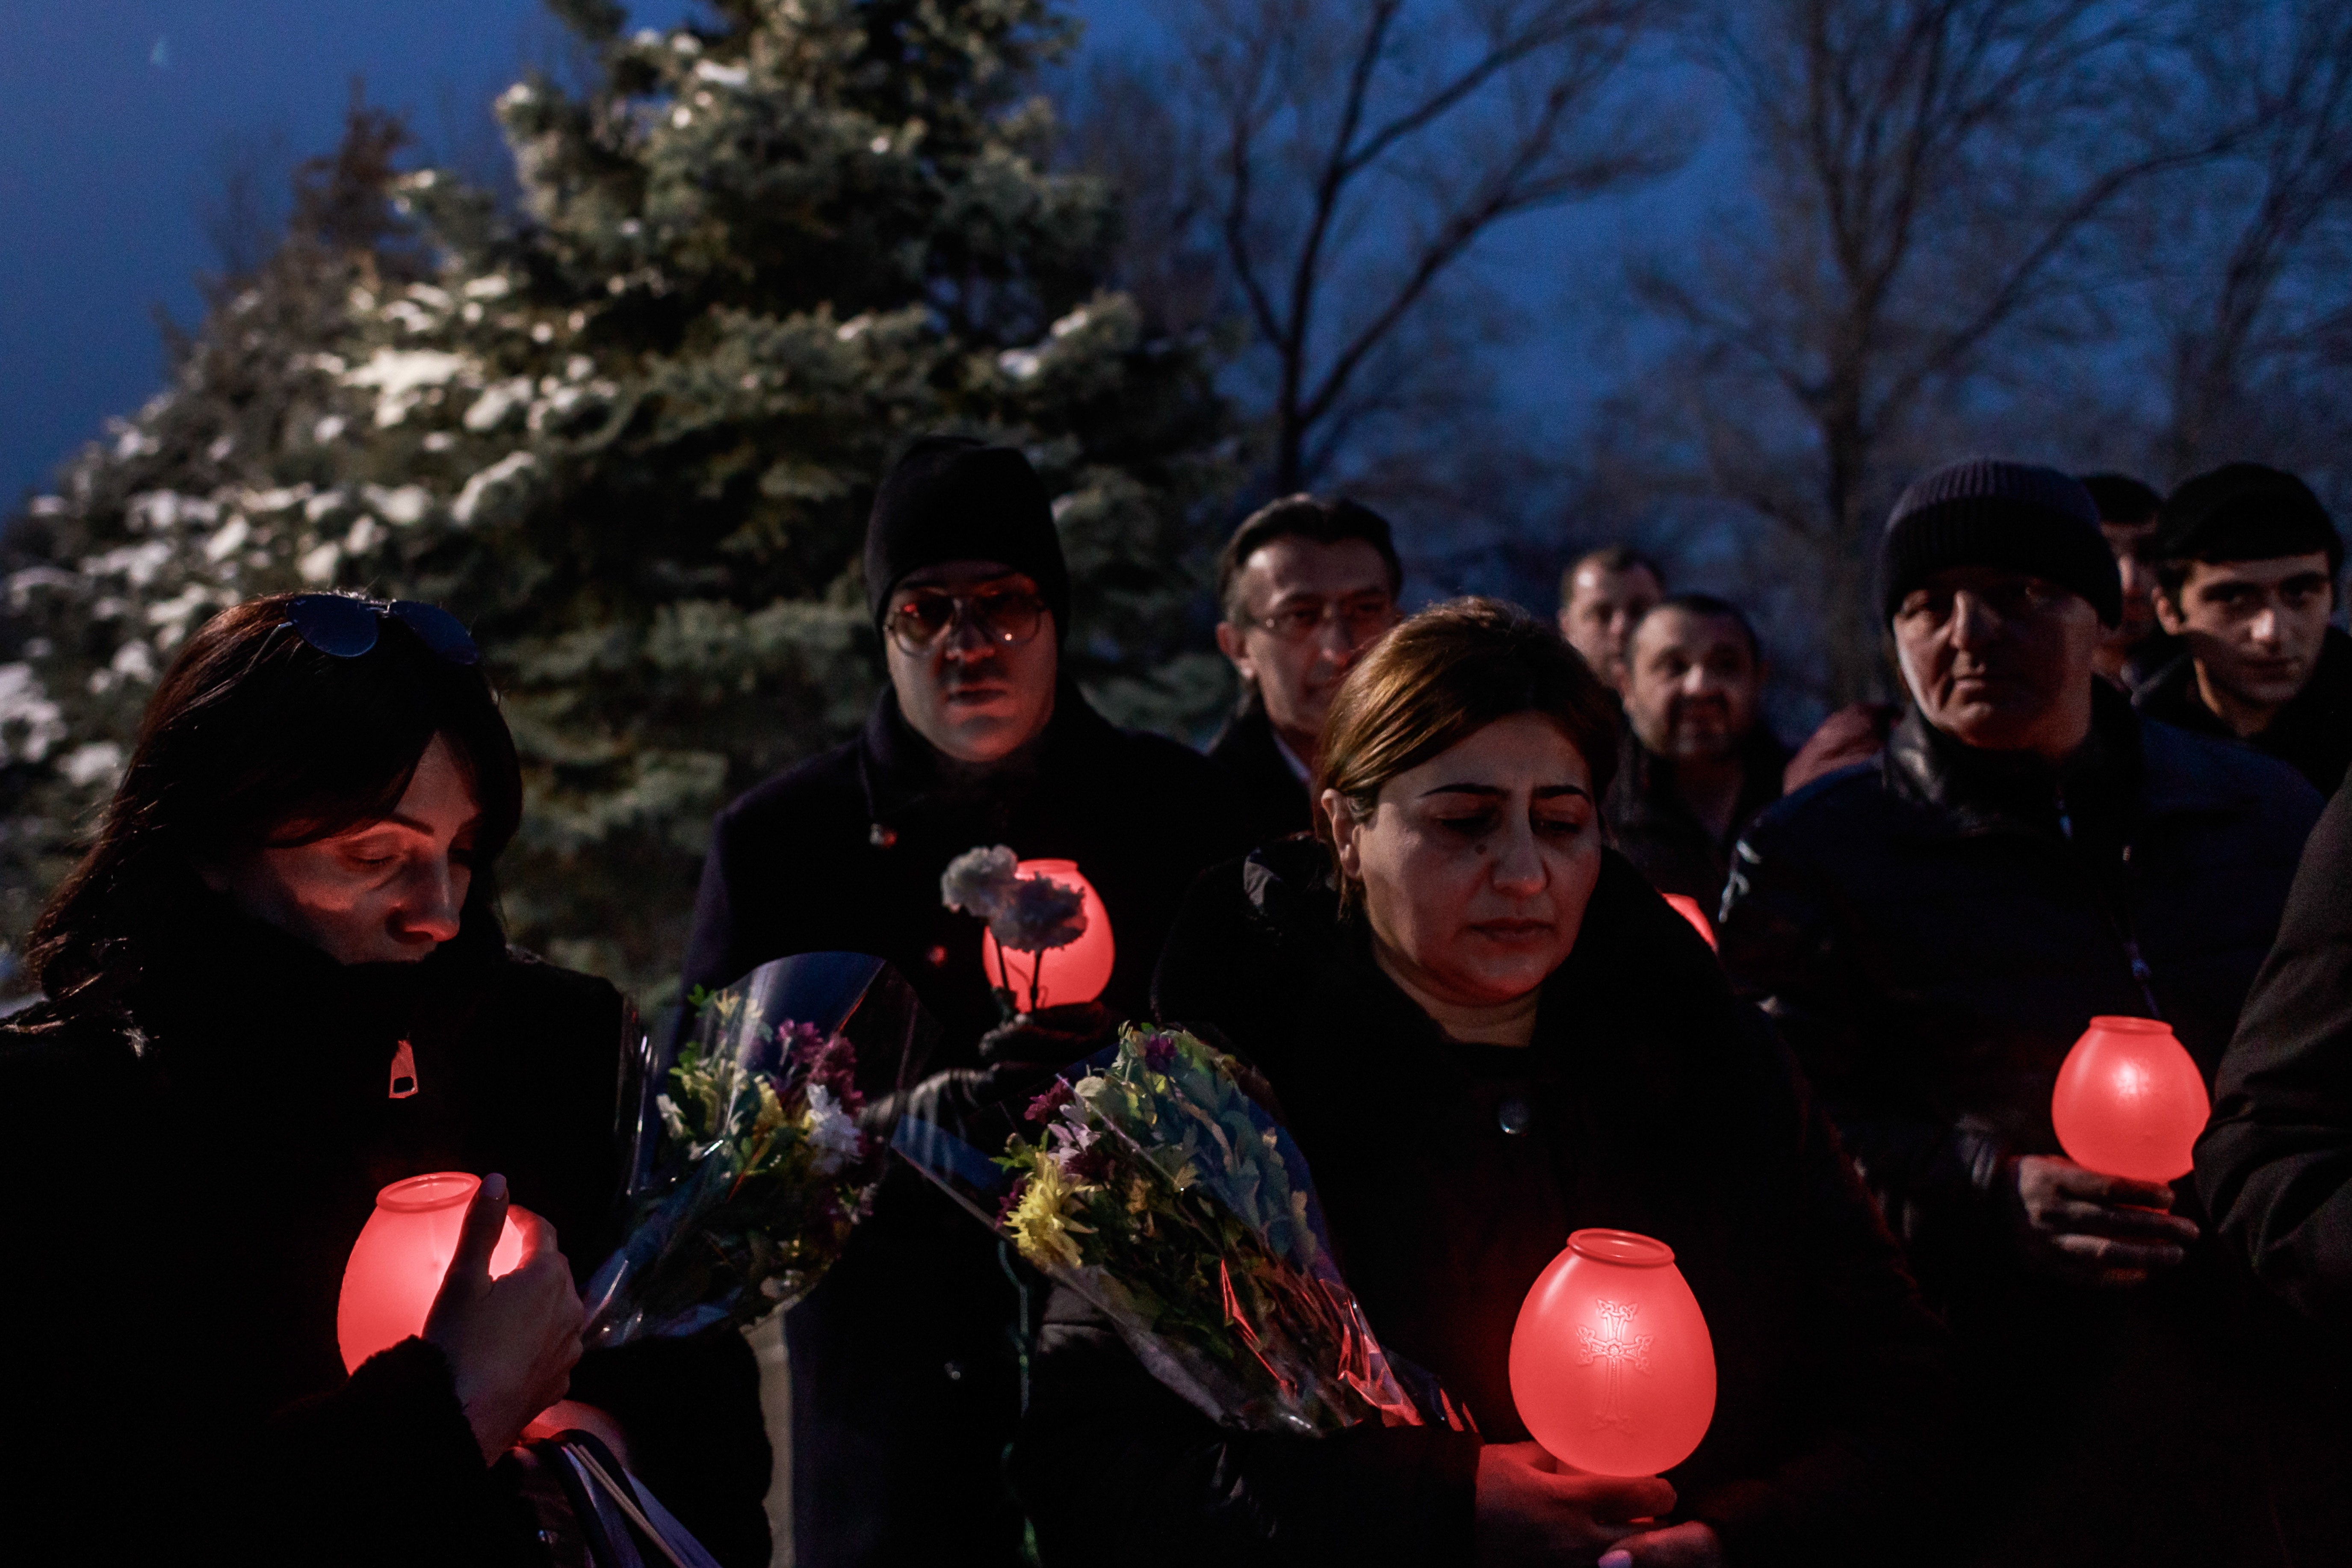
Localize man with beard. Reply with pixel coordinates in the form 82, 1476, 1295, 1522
1557, 543, 1664, 693
1209, 494, 1404, 844
2136, 462, 2352, 795
1604, 593, 1787, 911
677, 436, 1250, 1568
1720, 458, 2321, 1568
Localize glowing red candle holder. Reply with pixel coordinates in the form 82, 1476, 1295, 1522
1509, 1228, 1716, 1477
337, 1172, 526, 1373
1661, 894, 1717, 950
2050, 1016, 2209, 1184
980, 858, 1115, 1009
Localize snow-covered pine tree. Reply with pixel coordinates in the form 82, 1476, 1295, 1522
0, 103, 423, 981
0, 0, 1231, 1001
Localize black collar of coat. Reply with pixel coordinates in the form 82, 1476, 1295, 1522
856, 676, 1122, 832
112, 880, 508, 1103
1882, 679, 2255, 839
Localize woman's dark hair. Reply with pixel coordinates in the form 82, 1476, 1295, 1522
1314, 598, 1620, 892
27, 593, 522, 1007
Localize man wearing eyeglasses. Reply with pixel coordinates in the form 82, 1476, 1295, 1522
677, 436, 1250, 1568
1718, 459, 2322, 1567
1209, 494, 1405, 844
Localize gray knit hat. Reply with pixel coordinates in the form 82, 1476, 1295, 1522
1879, 458, 2121, 626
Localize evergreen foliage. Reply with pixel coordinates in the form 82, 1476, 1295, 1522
0, 0, 1232, 1001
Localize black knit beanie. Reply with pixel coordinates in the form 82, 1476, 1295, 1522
1879, 458, 2121, 626
2154, 463, 2342, 577
863, 436, 1071, 641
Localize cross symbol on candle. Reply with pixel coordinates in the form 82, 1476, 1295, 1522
1576, 1299, 1653, 1431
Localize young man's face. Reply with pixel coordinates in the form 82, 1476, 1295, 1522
1215, 536, 1399, 754
1557, 563, 1664, 691
2155, 554, 2335, 719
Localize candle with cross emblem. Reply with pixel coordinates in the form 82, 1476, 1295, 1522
1508, 1228, 1716, 1477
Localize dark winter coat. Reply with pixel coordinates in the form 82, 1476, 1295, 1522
1013, 837, 1953, 1568
0, 889, 771, 1567
1718, 686, 2322, 1566
1208, 693, 1314, 847
678, 680, 1252, 1568
1604, 725, 1789, 909
2136, 623, 2352, 796
2194, 780, 2352, 1556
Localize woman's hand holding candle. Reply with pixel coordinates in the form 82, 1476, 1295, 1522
1474, 1441, 1675, 1566
423, 1173, 585, 1463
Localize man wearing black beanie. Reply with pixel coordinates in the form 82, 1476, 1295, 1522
1720, 457, 2324, 1566
677, 436, 1250, 1568
2135, 462, 2352, 794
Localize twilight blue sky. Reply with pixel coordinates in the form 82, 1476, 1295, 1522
0, 1, 1683, 506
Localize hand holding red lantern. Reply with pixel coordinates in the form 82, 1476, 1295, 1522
2010, 1017, 2207, 1288
341, 1172, 585, 1463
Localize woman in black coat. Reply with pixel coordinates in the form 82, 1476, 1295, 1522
0, 594, 768, 1565
1013, 601, 1951, 1567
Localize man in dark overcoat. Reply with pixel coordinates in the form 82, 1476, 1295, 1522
1719, 458, 2322, 1567
677, 436, 1250, 1567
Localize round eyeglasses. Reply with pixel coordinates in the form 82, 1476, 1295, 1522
884, 587, 1049, 654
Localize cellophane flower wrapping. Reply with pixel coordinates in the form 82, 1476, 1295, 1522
582, 986, 883, 1349
932, 1023, 1428, 1435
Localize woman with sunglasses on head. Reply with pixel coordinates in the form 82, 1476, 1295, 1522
0, 593, 770, 1566
1014, 600, 1955, 1568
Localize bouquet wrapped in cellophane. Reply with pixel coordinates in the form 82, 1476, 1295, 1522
897, 1023, 1460, 1435
583, 953, 914, 1348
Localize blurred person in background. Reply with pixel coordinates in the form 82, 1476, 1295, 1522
1210, 494, 1404, 845
2080, 472, 2174, 694
1720, 459, 2322, 1568
677, 436, 1250, 1568
1605, 594, 1786, 911
1557, 543, 1664, 692
0, 594, 770, 1566
2136, 462, 2352, 796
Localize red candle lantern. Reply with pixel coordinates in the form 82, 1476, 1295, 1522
2050, 1016, 2209, 1184
980, 858, 1116, 1008
1509, 1228, 1715, 1477
1661, 894, 1717, 950
338, 1172, 526, 1373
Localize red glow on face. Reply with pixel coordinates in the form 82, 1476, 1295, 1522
1661, 894, 1717, 949
2050, 1016, 2210, 1183
1509, 1228, 1717, 1477
337, 1172, 525, 1373
980, 859, 1117, 1007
